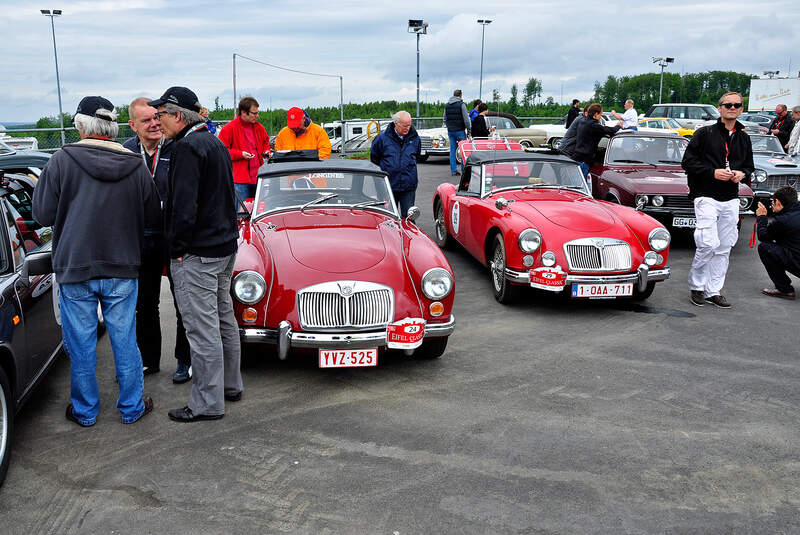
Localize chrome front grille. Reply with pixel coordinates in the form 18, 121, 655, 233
564, 238, 632, 272
297, 281, 394, 330
420, 136, 433, 150
766, 174, 800, 192
662, 195, 694, 210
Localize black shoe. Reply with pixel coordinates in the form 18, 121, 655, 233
689, 290, 705, 307
125, 397, 154, 424
168, 406, 224, 422
65, 404, 95, 427
705, 294, 731, 308
172, 361, 191, 384
143, 366, 160, 376
225, 391, 242, 402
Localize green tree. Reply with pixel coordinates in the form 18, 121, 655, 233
507, 84, 519, 114
522, 77, 542, 107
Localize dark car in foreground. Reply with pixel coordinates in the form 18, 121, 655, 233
590, 132, 754, 232
0, 173, 62, 487
0, 140, 51, 179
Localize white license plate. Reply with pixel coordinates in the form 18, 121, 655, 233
420, 149, 426, 156
319, 348, 378, 368
571, 283, 633, 298
672, 217, 696, 228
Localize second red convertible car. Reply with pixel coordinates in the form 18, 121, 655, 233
433, 151, 671, 303
232, 157, 456, 365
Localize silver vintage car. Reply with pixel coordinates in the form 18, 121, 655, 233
749, 134, 800, 208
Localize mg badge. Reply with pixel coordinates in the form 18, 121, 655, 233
339, 284, 354, 297
594, 239, 606, 250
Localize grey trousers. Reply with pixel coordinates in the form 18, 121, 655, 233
171, 253, 242, 415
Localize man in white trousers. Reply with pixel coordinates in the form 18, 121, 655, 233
681, 91, 754, 308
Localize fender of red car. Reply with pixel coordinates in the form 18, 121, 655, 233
400, 219, 455, 321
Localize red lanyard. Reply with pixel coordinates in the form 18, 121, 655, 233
749, 219, 758, 248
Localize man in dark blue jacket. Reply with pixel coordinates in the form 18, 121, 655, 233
443, 90, 471, 175
370, 111, 422, 217
756, 186, 800, 299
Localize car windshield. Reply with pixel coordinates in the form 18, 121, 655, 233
607, 136, 688, 165
481, 160, 587, 195
252, 171, 398, 218
665, 118, 683, 129
750, 136, 784, 153
0, 141, 14, 156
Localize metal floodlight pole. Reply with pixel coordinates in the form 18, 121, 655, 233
477, 19, 492, 101
408, 20, 428, 124
653, 56, 674, 104
416, 32, 420, 119
232, 53, 237, 118
41, 9, 65, 147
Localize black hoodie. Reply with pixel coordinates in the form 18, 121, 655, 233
33, 139, 160, 283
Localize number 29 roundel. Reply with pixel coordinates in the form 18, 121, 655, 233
386, 317, 426, 349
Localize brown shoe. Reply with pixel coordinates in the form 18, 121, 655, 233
125, 397, 154, 424
762, 288, 796, 300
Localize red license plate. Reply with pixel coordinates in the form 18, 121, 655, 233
319, 348, 378, 368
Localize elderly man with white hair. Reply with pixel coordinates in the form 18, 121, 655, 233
369, 110, 422, 216
33, 96, 160, 427
611, 99, 639, 130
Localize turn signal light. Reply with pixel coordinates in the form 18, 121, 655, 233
242, 307, 258, 323
429, 302, 444, 317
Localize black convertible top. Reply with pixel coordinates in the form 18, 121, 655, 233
465, 150, 576, 166
257, 158, 386, 178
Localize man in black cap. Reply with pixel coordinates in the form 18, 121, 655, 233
33, 96, 160, 427
148, 87, 242, 422
755, 186, 800, 300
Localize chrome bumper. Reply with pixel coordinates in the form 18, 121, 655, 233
239, 315, 456, 359
505, 264, 670, 292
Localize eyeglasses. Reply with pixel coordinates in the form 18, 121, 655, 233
720, 102, 743, 109
154, 111, 174, 120
245, 110, 259, 116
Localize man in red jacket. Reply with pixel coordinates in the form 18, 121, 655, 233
218, 97, 270, 200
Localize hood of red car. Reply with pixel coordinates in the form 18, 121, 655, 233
507, 191, 618, 232
280, 210, 388, 273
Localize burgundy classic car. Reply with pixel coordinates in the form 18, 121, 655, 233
433, 150, 671, 302
232, 158, 455, 365
590, 131, 754, 231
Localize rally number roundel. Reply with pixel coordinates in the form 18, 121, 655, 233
451, 201, 460, 234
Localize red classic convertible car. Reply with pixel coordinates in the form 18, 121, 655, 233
433, 151, 671, 302
232, 157, 455, 365
590, 131, 754, 231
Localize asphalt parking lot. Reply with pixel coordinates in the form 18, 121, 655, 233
1, 158, 799, 534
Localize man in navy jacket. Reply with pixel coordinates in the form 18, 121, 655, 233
370, 111, 422, 217
755, 186, 800, 300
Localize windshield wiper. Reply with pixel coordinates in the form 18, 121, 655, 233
611, 159, 657, 167
657, 160, 682, 164
300, 192, 338, 211
351, 200, 386, 209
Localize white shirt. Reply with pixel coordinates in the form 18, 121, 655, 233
621, 108, 638, 128
788, 122, 800, 156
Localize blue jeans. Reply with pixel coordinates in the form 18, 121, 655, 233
234, 182, 256, 202
578, 162, 592, 195
393, 189, 416, 218
448, 131, 467, 174
60, 278, 145, 425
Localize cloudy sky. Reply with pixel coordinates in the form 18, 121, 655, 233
1, 0, 797, 123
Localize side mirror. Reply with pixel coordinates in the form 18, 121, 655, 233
495, 197, 515, 210
22, 250, 53, 279
406, 206, 420, 222
702, 114, 712, 121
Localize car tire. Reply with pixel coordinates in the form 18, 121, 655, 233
490, 234, 519, 304
0, 366, 14, 488
550, 138, 562, 150
433, 200, 453, 249
416, 337, 448, 359
631, 282, 656, 301
417, 154, 429, 163
456, 152, 462, 165
519, 140, 533, 148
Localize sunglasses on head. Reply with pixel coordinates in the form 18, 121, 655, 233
720, 102, 743, 109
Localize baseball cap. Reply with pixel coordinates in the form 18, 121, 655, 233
287, 107, 304, 129
148, 86, 200, 111
74, 96, 115, 120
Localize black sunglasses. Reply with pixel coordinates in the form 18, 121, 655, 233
720, 102, 743, 109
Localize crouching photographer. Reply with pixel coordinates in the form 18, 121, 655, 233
756, 186, 800, 300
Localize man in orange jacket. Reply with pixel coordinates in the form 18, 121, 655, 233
218, 97, 270, 200
275, 107, 331, 159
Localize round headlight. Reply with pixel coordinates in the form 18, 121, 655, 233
233, 271, 267, 304
421, 268, 453, 300
644, 251, 658, 266
652, 195, 664, 207
648, 227, 671, 252
518, 229, 542, 253
739, 197, 753, 210
541, 251, 557, 267
753, 169, 767, 183
635, 194, 649, 206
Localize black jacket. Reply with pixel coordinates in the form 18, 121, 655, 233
165, 123, 238, 259
444, 97, 470, 133
682, 119, 754, 202
565, 106, 580, 128
32, 139, 160, 283
757, 202, 800, 261
122, 136, 173, 239
572, 119, 621, 163
768, 114, 795, 147
471, 114, 490, 138
559, 114, 588, 157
